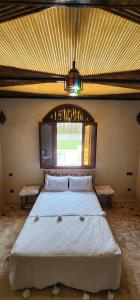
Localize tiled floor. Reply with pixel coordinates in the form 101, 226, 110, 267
0, 200, 140, 300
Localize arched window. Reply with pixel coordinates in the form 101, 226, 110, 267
39, 104, 97, 169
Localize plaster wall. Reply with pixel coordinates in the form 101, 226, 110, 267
136, 155, 140, 202
0, 99, 139, 204
0, 136, 4, 209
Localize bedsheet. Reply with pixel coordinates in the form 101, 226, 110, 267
9, 190, 121, 292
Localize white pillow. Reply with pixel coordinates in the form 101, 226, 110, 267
44, 175, 68, 191
69, 175, 93, 191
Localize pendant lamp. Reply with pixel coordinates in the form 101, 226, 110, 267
64, 60, 83, 96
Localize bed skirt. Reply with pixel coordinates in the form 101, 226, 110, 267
9, 254, 121, 292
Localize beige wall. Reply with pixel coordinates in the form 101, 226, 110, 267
0, 99, 140, 204
0, 134, 4, 209
136, 155, 140, 202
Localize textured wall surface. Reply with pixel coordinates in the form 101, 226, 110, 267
0, 138, 4, 209
136, 155, 140, 202
0, 99, 140, 204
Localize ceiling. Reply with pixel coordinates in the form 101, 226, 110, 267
0, 0, 140, 100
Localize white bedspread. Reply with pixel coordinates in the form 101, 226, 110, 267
11, 215, 119, 257
9, 190, 121, 292
29, 190, 103, 216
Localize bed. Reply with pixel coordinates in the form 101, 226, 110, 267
9, 175, 121, 293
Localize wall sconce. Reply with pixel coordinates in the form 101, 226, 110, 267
0, 110, 6, 125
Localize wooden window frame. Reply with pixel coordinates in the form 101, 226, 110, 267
39, 104, 97, 169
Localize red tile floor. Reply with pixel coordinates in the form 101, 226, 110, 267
0, 200, 140, 300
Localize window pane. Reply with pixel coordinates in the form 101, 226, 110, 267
41, 124, 53, 168
57, 123, 82, 166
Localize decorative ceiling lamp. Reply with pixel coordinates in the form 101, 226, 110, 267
64, 10, 83, 97
64, 60, 83, 96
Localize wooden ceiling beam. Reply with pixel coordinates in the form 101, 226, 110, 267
104, 8, 140, 24
83, 70, 140, 89
0, 4, 45, 23
1, 66, 140, 79
0, 0, 140, 8
0, 80, 45, 87
0, 1, 139, 24
0, 67, 139, 89
0, 66, 65, 79
85, 70, 140, 80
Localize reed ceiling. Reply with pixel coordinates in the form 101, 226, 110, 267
0, 1, 140, 99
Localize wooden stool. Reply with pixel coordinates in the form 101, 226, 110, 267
95, 185, 114, 208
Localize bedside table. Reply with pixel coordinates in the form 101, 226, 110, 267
95, 185, 114, 208
19, 186, 40, 209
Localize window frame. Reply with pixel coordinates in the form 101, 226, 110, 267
39, 104, 97, 169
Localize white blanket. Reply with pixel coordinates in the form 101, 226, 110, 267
9, 190, 121, 292
11, 215, 119, 257
29, 190, 103, 216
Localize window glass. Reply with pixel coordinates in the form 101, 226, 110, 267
57, 123, 82, 166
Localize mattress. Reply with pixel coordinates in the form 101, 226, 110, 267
9, 190, 121, 292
